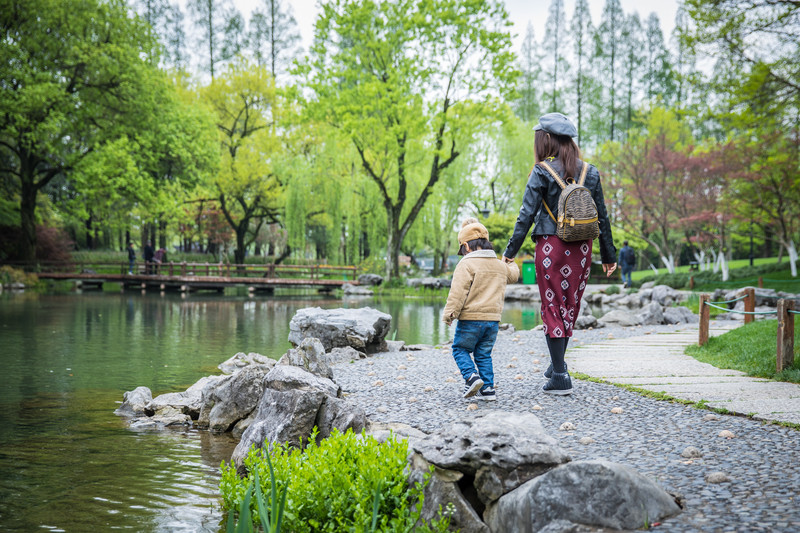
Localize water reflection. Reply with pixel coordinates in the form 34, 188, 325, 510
0, 288, 538, 531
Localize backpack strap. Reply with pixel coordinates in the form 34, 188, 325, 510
539, 160, 567, 189
578, 161, 589, 186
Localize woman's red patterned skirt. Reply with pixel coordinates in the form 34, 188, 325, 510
534, 235, 593, 338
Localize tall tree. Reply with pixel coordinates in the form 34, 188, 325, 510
541, 0, 569, 112
593, 0, 625, 142
164, 3, 188, 70
0, 0, 165, 261
620, 13, 644, 136
306, 0, 518, 279
643, 13, 673, 103
187, 0, 242, 79
201, 60, 283, 264
247, 0, 303, 81
569, 0, 594, 145
514, 22, 541, 124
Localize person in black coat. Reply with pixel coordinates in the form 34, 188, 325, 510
127, 242, 136, 274
144, 240, 155, 274
502, 112, 617, 396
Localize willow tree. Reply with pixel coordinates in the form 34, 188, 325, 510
304, 0, 517, 279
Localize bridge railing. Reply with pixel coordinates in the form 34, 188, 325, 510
2, 261, 358, 281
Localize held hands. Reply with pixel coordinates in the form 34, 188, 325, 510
603, 263, 617, 277
502, 256, 515, 264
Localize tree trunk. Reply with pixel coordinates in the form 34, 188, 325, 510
159, 219, 167, 249
85, 214, 94, 250
19, 177, 37, 262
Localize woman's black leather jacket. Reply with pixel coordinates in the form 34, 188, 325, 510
502, 159, 617, 264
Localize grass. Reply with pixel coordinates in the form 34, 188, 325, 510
630, 257, 780, 281
685, 320, 800, 383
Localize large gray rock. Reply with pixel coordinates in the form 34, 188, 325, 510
504, 284, 540, 301
343, 283, 373, 296
411, 411, 570, 505
364, 422, 427, 445
574, 315, 598, 330
484, 460, 682, 532
288, 307, 391, 353
146, 375, 226, 418
358, 273, 383, 286
327, 345, 367, 363
408, 453, 490, 533
615, 293, 642, 308
115, 386, 153, 416
597, 309, 640, 327
636, 301, 665, 325
314, 396, 367, 441
218, 352, 275, 375
263, 364, 341, 398
278, 337, 334, 379
197, 364, 274, 433
232, 387, 327, 467
663, 306, 699, 324
650, 285, 683, 306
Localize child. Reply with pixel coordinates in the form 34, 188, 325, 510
443, 218, 520, 400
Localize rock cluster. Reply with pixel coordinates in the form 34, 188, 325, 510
710, 286, 799, 320
406, 277, 452, 289
408, 411, 683, 532
288, 306, 391, 353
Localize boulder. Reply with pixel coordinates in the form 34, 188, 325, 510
406, 277, 450, 289
484, 460, 682, 532
197, 364, 274, 433
314, 396, 367, 441
263, 364, 341, 398
129, 406, 191, 429
650, 285, 680, 306
597, 309, 640, 327
640, 281, 656, 290
663, 306, 699, 324
410, 411, 570, 506
232, 387, 327, 467
357, 273, 383, 286
146, 375, 226, 418
115, 386, 153, 416
327, 345, 367, 363
384, 340, 406, 352
364, 421, 427, 445
278, 337, 334, 379
504, 284, 540, 301
343, 283, 373, 296
615, 293, 642, 308
288, 307, 391, 353
408, 453, 490, 533
580, 300, 591, 315
574, 315, 598, 329
636, 301, 665, 326
218, 352, 275, 375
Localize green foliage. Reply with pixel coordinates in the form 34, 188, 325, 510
219, 429, 451, 533
686, 320, 800, 383
603, 284, 620, 295
639, 261, 793, 290
0, 266, 39, 286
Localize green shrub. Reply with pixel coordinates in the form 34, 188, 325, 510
0, 265, 39, 286
603, 284, 620, 295
220, 429, 451, 533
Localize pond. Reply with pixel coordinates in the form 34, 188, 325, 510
0, 287, 539, 532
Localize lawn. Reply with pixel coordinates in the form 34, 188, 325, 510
631, 257, 779, 281
685, 319, 800, 383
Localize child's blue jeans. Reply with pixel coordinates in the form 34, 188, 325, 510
452, 320, 499, 387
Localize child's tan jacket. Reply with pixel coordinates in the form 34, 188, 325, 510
443, 250, 520, 324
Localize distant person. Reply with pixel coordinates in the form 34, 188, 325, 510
443, 218, 520, 401
127, 242, 136, 274
144, 240, 154, 274
619, 241, 635, 288
502, 112, 617, 396
153, 247, 167, 274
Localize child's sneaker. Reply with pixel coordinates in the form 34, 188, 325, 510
463, 373, 484, 398
543, 372, 573, 395
476, 386, 496, 401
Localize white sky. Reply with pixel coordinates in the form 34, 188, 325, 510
222, 0, 680, 53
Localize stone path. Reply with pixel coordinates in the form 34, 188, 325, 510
568, 320, 800, 426
333, 320, 800, 532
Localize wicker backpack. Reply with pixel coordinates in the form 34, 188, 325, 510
539, 160, 600, 242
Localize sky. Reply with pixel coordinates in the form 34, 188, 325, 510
219, 0, 680, 53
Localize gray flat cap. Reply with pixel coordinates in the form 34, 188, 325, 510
533, 112, 578, 137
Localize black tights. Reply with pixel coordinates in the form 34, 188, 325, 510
545, 336, 569, 373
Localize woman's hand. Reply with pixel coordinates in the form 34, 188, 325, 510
603, 263, 617, 277
502, 256, 515, 264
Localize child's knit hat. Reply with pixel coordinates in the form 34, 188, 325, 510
457, 217, 489, 246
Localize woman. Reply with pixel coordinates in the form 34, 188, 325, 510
502, 112, 617, 395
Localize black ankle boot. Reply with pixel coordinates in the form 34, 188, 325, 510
543, 371, 573, 395
544, 337, 569, 378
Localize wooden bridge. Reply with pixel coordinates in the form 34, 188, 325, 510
10, 261, 359, 293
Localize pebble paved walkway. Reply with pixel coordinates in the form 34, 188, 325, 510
333, 322, 800, 533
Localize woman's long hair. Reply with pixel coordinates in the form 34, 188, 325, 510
534, 129, 581, 179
